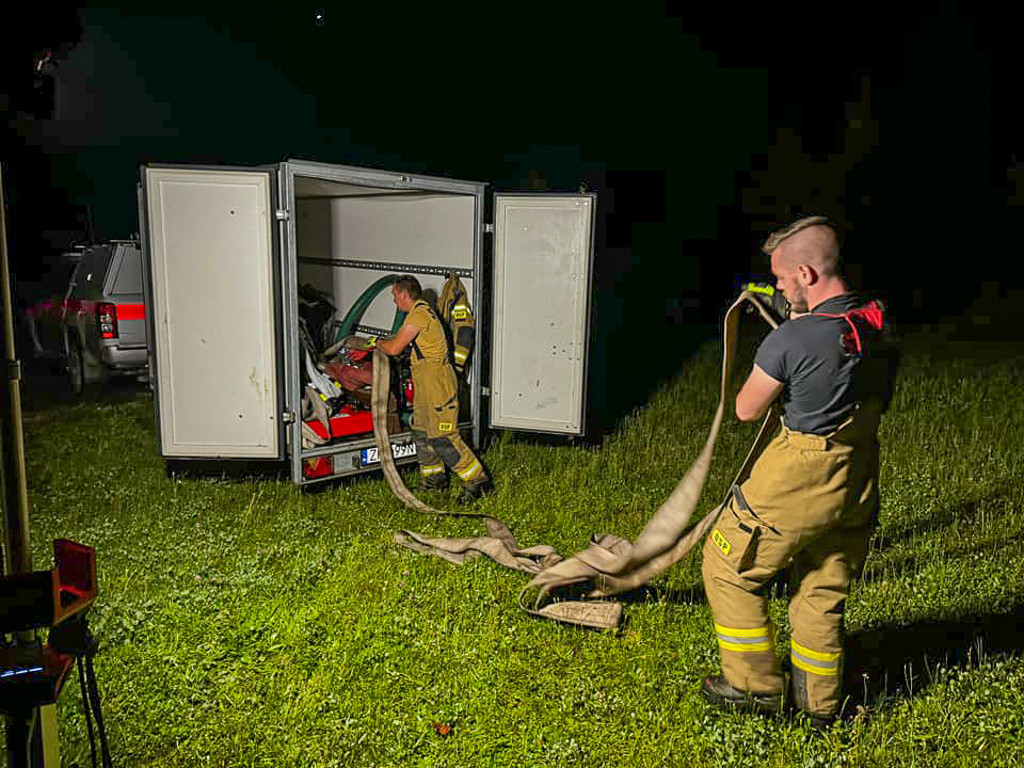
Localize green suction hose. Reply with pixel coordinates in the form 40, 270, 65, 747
333, 274, 407, 343
333, 274, 413, 427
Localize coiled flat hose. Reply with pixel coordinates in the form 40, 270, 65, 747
370, 290, 780, 628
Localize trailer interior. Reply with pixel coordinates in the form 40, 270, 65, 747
291, 173, 480, 482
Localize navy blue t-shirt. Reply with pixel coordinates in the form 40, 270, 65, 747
754, 293, 894, 435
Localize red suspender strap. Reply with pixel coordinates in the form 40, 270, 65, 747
810, 301, 884, 355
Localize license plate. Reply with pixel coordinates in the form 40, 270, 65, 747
361, 442, 417, 466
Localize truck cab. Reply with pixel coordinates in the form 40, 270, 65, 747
28, 240, 149, 394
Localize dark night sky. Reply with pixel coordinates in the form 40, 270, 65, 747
4, 1, 1023, 425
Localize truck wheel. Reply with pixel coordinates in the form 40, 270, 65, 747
67, 338, 86, 396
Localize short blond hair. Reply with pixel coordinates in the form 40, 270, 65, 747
763, 216, 839, 276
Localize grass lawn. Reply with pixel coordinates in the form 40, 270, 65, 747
8, 334, 1024, 767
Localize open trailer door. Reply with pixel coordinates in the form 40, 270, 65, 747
142, 165, 285, 459
489, 193, 595, 435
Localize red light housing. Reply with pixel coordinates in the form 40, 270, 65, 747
96, 302, 118, 339
303, 456, 334, 480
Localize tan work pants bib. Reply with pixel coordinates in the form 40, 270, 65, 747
701, 405, 880, 717
410, 360, 486, 486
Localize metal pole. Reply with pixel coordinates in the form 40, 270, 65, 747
0, 165, 58, 768
0, 162, 32, 576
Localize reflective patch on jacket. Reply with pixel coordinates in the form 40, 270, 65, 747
437, 272, 476, 376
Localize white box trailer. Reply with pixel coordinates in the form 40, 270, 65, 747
139, 160, 595, 485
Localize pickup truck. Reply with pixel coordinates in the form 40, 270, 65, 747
25, 240, 149, 394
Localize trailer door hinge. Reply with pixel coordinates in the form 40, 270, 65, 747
275, 209, 290, 221
480, 386, 491, 396
282, 410, 295, 424
483, 223, 494, 234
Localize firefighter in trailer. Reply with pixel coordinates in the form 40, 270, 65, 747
373, 275, 493, 503
701, 216, 898, 728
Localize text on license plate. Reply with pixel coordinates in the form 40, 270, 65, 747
361, 442, 417, 466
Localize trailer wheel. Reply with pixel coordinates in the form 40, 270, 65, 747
67, 337, 86, 396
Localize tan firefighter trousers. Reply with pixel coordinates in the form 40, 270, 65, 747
410, 360, 487, 487
701, 403, 881, 718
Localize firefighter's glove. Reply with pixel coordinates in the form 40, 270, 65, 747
743, 282, 790, 326
342, 334, 373, 352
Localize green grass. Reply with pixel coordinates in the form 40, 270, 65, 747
8, 336, 1024, 767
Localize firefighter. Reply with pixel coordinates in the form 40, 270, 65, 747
700, 216, 898, 728
373, 275, 493, 503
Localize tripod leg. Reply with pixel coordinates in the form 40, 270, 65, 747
84, 656, 112, 768
78, 657, 98, 768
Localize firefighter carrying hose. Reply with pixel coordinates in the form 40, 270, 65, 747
368, 275, 493, 504
701, 216, 899, 728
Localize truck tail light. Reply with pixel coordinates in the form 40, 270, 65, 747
96, 302, 118, 339
303, 456, 334, 480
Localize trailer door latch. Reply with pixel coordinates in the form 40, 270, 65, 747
282, 410, 295, 423
275, 209, 290, 221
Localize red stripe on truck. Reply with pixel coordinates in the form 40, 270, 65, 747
116, 303, 145, 320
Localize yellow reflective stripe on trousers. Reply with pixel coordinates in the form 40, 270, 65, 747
791, 639, 840, 676
453, 349, 468, 362
420, 464, 445, 476
715, 623, 772, 653
458, 460, 483, 482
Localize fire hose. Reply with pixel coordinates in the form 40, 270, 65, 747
369, 290, 781, 629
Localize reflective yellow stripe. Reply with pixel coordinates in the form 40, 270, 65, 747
715, 623, 773, 653
791, 655, 839, 676
420, 464, 444, 476
458, 460, 483, 481
453, 350, 468, 361
715, 624, 769, 639
719, 640, 773, 653
791, 640, 840, 663
744, 282, 775, 296
791, 640, 840, 676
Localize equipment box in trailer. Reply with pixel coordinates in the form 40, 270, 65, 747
139, 160, 596, 485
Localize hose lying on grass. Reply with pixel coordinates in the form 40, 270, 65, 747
371, 290, 780, 629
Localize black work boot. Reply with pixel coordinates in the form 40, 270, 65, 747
788, 667, 837, 730
457, 479, 493, 505
420, 474, 449, 492
701, 675, 785, 717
